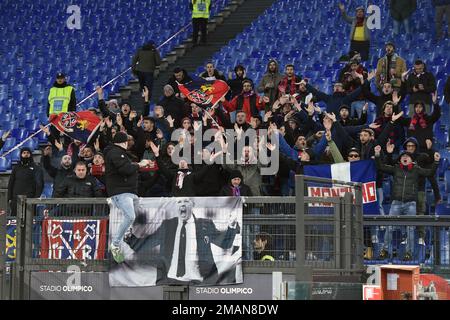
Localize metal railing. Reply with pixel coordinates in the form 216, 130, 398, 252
2, 175, 450, 299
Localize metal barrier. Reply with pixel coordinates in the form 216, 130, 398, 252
2, 175, 450, 300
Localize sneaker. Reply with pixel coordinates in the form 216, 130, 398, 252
364, 247, 373, 260
110, 243, 124, 264
418, 238, 426, 246
403, 252, 412, 261
379, 249, 388, 259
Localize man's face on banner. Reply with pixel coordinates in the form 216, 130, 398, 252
177, 198, 194, 222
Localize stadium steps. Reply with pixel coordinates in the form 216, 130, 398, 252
146, 0, 278, 104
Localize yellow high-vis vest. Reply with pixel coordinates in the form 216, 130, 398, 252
48, 86, 74, 115
192, 0, 211, 19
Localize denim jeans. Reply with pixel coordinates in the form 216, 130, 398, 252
111, 193, 139, 247
393, 18, 411, 35
351, 100, 366, 119
384, 200, 416, 255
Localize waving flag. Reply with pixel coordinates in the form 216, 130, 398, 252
304, 160, 380, 214
178, 78, 229, 108
49, 111, 101, 143
41, 219, 108, 260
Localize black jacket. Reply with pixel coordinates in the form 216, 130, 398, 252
8, 158, 44, 215
53, 174, 103, 198
167, 69, 193, 95
405, 68, 437, 105
8, 159, 44, 201
193, 164, 226, 196
156, 158, 210, 197
104, 144, 139, 196
375, 155, 438, 203
42, 154, 73, 196
159, 94, 186, 128
126, 214, 238, 285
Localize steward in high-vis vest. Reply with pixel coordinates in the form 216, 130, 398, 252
190, 0, 211, 46
47, 72, 76, 117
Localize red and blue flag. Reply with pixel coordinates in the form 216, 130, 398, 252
41, 219, 108, 260
49, 111, 101, 144
178, 78, 229, 108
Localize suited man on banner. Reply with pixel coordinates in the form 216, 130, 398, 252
126, 198, 240, 285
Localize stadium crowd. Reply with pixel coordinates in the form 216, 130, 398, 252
3, 2, 450, 262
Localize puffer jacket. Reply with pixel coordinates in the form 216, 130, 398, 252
375, 155, 438, 203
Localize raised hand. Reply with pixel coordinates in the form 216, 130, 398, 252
263, 110, 273, 122
434, 152, 441, 162
431, 91, 438, 104
369, 122, 381, 129
263, 96, 270, 103
193, 121, 201, 132
129, 110, 137, 121
326, 112, 337, 122
374, 145, 382, 156
104, 117, 113, 128
362, 102, 369, 112
95, 86, 103, 99
367, 70, 377, 82
325, 130, 332, 142
54, 139, 64, 151
1, 130, 11, 141
166, 115, 174, 127
386, 140, 394, 154
39, 125, 51, 136
338, 3, 345, 11
94, 137, 100, 151
116, 113, 123, 127
266, 142, 276, 152
156, 128, 164, 140
392, 90, 402, 105
137, 115, 143, 128
391, 111, 404, 122
143, 86, 149, 101
150, 141, 160, 157
426, 139, 433, 150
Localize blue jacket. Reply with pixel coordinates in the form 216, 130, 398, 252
305, 82, 366, 115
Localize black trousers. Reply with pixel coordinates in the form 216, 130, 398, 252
192, 18, 208, 44
350, 40, 370, 61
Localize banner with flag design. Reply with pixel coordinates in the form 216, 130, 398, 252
41, 219, 108, 260
178, 78, 229, 108
304, 160, 380, 214
49, 111, 101, 144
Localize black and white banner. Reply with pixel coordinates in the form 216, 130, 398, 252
108, 197, 243, 287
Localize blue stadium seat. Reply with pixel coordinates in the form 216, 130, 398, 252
0, 157, 11, 172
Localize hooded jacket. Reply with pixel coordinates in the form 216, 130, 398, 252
257, 60, 284, 106
104, 144, 140, 196
132, 42, 162, 73
7, 148, 44, 215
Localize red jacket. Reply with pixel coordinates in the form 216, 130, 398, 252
223, 93, 265, 123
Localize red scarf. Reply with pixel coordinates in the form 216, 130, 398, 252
409, 112, 427, 130
278, 76, 298, 95
399, 163, 413, 170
